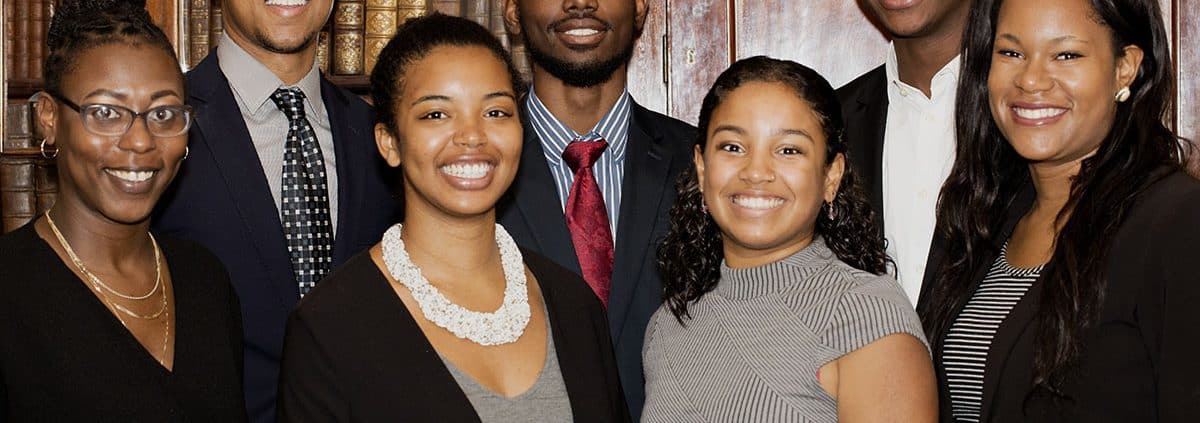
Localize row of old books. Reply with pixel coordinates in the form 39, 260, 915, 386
3, 0, 54, 82
184, 0, 530, 79
1, 100, 56, 232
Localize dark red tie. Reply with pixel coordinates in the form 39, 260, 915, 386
563, 140, 614, 307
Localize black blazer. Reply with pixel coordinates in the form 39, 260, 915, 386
922, 168, 1200, 422
277, 249, 629, 422
837, 65, 888, 229
496, 100, 695, 419
153, 51, 399, 423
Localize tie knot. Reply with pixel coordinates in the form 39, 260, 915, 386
270, 87, 307, 121
563, 139, 608, 172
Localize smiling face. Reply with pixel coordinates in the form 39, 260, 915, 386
987, 0, 1142, 168
696, 81, 845, 268
505, 0, 647, 87
224, 0, 334, 55
375, 45, 522, 221
39, 42, 187, 225
864, 0, 970, 38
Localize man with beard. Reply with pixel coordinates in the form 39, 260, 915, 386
499, 0, 694, 418
153, 1, 397, 421
838, 0, 971, 307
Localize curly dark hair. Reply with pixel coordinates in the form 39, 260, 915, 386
370, 13, 524, 136
920, 0, 1190, 393
657, 56, 891, 323
44, 0, 179, 97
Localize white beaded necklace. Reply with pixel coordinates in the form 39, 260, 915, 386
380, 223, 531, 346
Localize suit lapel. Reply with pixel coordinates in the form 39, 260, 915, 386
842, 67, 888, 232
509, 116, 581, 274
323, 80, 367, 264
607, 105, 674, 341
188, 54, 300, 306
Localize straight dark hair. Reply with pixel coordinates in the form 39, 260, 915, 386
921, 0, 1188, 393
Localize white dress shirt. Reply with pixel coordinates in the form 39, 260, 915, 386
882, 44, 959, 304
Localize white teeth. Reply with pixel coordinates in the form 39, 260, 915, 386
106, 169, 155, 183
440, 163, 493, 180
732, 195, 784, 210
1013, 107, 1067, 120
265, 0, 307, 6
564, 28, 600, 36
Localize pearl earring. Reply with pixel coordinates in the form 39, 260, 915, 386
1115, 86, 1131, 102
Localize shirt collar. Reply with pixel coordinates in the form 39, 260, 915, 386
216, 33, 328, 123
884, 42, 962, 99
524, 87, 632, 167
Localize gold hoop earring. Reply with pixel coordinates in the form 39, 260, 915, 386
40, 138, 58, 159
1115, 86, 1131, 102
182, 146, 189, 161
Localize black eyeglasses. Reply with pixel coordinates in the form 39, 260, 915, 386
47, 92, 193, 138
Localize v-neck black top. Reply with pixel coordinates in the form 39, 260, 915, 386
0, 222, 247, 422
277, 248, 629, 422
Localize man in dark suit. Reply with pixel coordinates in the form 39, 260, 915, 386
500, 0, 694, 418
838, 0, 970, 308
153, 1, 397, 421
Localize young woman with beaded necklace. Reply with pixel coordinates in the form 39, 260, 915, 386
277, 14, 627, 422
0, 0, 246, 421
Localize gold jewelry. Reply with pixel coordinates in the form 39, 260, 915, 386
45, 212, 167, 320
44, 211, 171, 363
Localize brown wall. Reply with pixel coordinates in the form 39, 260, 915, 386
628, 0, 1196, 144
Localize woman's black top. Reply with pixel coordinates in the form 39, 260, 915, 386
924, 168, 1200, 422
0, 222, 247, 422
277, 249, 629, 422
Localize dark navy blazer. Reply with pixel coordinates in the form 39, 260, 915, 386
153, 51, 399, 423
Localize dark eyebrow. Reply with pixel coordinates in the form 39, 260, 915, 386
411, 94, 451, 106
150, 90, 182, 101
777, 128, 813, 140
711, 125, 746, 136
484, 91, 516, 100
82, 89, 128, 101
997, 33, 1021, 44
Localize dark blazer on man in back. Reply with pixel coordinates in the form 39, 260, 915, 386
837, 65, 888, 228
497, 100, 695, 419
920, 168, 1200, 422
153, 51, 399, 423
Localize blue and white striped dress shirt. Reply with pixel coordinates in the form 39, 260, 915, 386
524, 89, 632, 240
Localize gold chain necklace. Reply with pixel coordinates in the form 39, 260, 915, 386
44, 212, 168, 322
44, 212, 171, 361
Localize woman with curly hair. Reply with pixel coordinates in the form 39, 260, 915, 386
641, 56, 936, 422
0, 0, 245, 421
919, 0, 1200, 420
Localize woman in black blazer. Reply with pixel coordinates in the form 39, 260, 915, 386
276, 15, 627, 422
918, 0, 1200, 421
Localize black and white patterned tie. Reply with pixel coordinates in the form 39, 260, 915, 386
270, 87, 333, 297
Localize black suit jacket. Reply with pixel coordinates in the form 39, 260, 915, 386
153, 51, 399, 423
922, 168, 1200, 422
837, 65, 888, 228
496, 100, 695, 419
277, 250, 630, 422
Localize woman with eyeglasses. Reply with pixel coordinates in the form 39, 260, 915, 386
0, 1, 246, 421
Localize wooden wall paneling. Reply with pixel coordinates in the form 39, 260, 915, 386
666, 0, 733, 125
626, 0, 667, 115
1176, 0, 1197, 142
2, 0, 7, 153
733, 1, 887, 89
145, 0, 187, 66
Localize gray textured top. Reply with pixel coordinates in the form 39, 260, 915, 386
438, 310, 573, 423
641, 237, 928, 422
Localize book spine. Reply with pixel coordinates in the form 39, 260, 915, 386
397, 0, 427, 22
332, 0, 365, 75
0, 156, 37, 233
12, 0, 30, 80
427, 0, 461, 16
187, 0, 211, 68
316, 29, 332, 74
3, 100, 33, 151
4, 0, 14, 80
209, 0, 224, 53
27, 0, 44, 80
363, 0, 398, 74
488, 0, 507, 48
33, 158, 57, 215
462, 0, 486, 26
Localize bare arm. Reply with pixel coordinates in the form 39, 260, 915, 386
835, 333, 938, 422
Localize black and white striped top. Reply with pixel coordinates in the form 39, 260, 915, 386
940, 243, 1044, 422
641, 237, 928, 422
